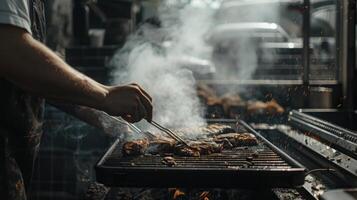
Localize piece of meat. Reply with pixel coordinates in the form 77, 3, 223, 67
214, 133, 258, 147
123, 139, 220, 157
220, 93, 247, 118
265, 99, 284, 114
246, 101, 268, 115
247, 99, 284, 115
221, 138, 234, 149
189, 141, 223, 155
170, 188, 186, 200
204, 124, 236, 135
174, 144, 201, 157
177, 124, 235, 136
174, 142, 222, 157
162, 156, 177, 167
220, 93, 244, 111
122, 139, 149, 156
205, 97, 222, 106
146, 139, 176, 155
197, 84, 218, 103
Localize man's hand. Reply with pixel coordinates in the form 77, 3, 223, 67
102, 83, 153, 123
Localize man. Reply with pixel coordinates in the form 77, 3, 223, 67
0, 0, 153, 199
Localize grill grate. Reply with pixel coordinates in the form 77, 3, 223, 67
104, 144, 292, 169
96, 120, 306, 188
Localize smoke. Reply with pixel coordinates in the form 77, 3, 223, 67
211, 0, 281, 80
110, 0, 282, 131
110, 1, 218, 129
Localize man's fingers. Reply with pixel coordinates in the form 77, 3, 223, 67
138, 94, 152, 122
130, 83, 152, 102
122, 114, 135, 123
123, 99, 147, 123
137, 99, 147, 121
129, 83, 153, 122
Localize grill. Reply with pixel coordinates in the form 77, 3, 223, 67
95, 120, 306, 188
289, 109, 357, 159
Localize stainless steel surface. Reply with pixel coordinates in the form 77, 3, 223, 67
255, 123, 357, 198
149, 120, 189, 146
308, 87, 333, 108
339, 0, 356, 110
277, 125, 357, 178
303, 0, 311, 86
321, 188, 357, 200
289, 110, 357, 155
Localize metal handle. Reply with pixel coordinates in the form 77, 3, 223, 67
149, 120, 189, 146
101, 112, 156, 139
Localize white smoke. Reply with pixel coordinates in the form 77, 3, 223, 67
110, 0, 282, 131
211, 0, 281, 80
110, 1, 218, 129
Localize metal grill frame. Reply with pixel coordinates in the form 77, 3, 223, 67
289, 110, 357, 158
95, 120, 306, 188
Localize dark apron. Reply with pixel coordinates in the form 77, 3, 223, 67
0, 0, 46, 199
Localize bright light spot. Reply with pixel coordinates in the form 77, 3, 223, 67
270, 23, 278, 29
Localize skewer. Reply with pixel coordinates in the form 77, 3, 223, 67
150, 120, 189, 146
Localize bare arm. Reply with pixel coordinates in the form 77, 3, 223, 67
0, 25, 152, 122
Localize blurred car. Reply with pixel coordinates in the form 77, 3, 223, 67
208, 0, 336, 80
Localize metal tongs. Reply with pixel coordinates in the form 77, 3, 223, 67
102, 112, 156, 139
102, 112, 189, 146
149, 120, 189, 146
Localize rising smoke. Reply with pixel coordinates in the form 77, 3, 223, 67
211, 0, 281, 80
110, 1, 218, 130
110, 0, 281, 130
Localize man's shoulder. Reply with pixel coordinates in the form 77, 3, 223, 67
0, 0, 31, 34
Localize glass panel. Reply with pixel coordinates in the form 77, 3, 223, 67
309, 0, 338, 80
211, 0, 305, 80
208, 0, 338, 81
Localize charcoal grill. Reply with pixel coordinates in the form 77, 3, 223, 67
95, 120, 306, 188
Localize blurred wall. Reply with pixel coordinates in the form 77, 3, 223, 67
45, 0, 73, 55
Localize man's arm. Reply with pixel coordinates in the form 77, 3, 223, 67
0, 25, 152, 122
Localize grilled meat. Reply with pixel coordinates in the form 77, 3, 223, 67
206, 124, 236, 135
122, 125, 257, 157
214, 133, 258, 147
197, 84, 285, 117
178, 124, 235, 136
123, 139, 224, 157
162, 156, 177, 167
174, 144, 201, 157
247, 99, 284, 115
174, 141, 223, 157
123, 138, 175, 156
197, 83, 219, 104
220, 93, 246, 115
189, 141, 223, 155
265, 99, 284, 114
122, 139, 149, 156
146, 139, 176, 154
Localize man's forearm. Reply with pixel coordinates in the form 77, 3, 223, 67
0, 26, 108, 109
0, 25, 153, 123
